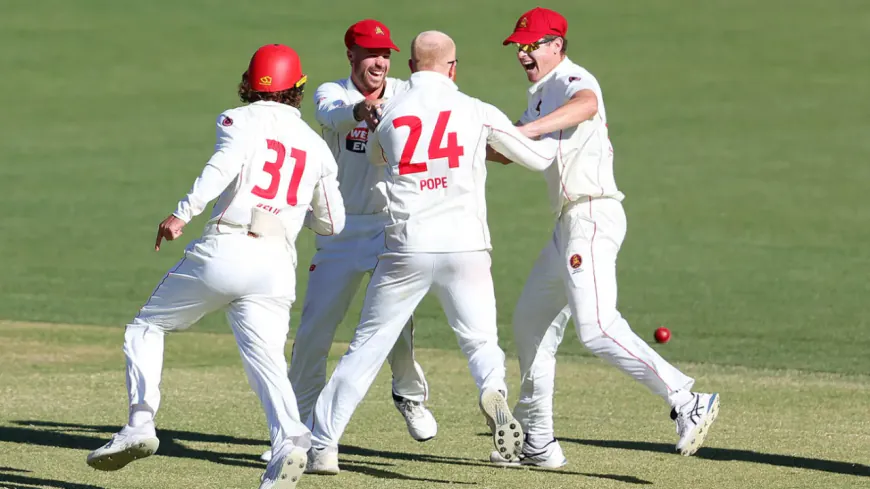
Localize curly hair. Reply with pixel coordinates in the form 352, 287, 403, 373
237, 72, 305, 108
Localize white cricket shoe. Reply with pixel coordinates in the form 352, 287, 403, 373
86, 423, 160, 471
489, 438, 567, 469
260, 448, 272, 463
306, 445, 340, 475
673, 392, 720, 456
479, 388, 523, 463
393, 395, 438, 442
258, 444, 307, 489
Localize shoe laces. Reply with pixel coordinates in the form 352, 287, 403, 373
398, 399, 426, 420
674, 395, 703, 433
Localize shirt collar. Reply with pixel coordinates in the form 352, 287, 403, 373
409, 71, 458, 91
252, 100, 301, 118
528, 56, 573, 95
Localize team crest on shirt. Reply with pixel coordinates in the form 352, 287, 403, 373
346, 126, 369, 153
568, 76, 581, 83
569, 254, 583, 272
309, 264, 316, 272
219, 115, 233, 127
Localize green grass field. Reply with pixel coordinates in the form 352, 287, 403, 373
1, 0, 869, 488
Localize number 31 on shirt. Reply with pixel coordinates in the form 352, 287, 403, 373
393, 110, 465, 175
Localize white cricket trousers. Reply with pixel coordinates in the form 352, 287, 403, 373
310, 250, 507, 448
513, 198, 695, 442
124, 233, 311, 453
289, 214, 429, 422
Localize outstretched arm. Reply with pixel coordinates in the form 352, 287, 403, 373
519, 89, 598, 139
160, 113, 247, 250
482, 103, 556, 171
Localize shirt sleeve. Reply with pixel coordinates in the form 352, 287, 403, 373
518, 106, 534, 126
173, 112, 247, 222
560, 71, 600, 100
481, 102, 556, 171
304, 141, 346, 236
313, 82, 359, 134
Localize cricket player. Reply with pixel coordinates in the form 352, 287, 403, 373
284, 18, 436, 448
488, 8, 720, 467
304, 31, 560, 474
85, 44, 345, 489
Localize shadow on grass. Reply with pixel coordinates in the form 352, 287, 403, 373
0, 467, 107, 489
4, 420, 264, 469
562, 438, 870, 478
341, 444, 652, 485
340, 460, 477, 485
2, 421, 482, 484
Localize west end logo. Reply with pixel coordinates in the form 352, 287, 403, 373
346, 126, 369, 153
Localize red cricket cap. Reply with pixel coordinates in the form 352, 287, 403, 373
344, 19, 400, 51
502, 7, 568, 45
246, 44, 307, 93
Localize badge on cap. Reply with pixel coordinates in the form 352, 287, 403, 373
519, 17, 528, 28
375, 26, 384, 35
259, 76, 272, 87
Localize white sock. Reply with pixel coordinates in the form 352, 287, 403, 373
128, 405, 154, 427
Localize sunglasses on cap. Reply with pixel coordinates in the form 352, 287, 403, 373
515, 38, 556, 54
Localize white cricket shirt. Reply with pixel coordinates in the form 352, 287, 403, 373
367, 71, 556, 253
520, 57, 624, 214
313, 77, 410, 216
173, 101, 346, 252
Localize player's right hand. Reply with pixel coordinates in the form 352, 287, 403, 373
155, 215, 186, 251
355, 99, 384, 129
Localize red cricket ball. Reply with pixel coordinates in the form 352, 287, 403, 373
654, 327, 671, 344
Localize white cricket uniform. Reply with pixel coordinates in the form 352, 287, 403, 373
288, 77, 430, 423
125, 101, 345, 455
310, 71, 556, 449
510, 57, 695, 444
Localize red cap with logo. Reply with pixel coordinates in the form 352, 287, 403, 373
247, 44, 307, 92
344, 19, 400, 51
502, 7, 568, 45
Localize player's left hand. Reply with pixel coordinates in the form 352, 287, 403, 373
155, 215, 186, 251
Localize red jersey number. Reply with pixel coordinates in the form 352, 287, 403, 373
251, 139, 307, 206
393, 110, 465, 175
